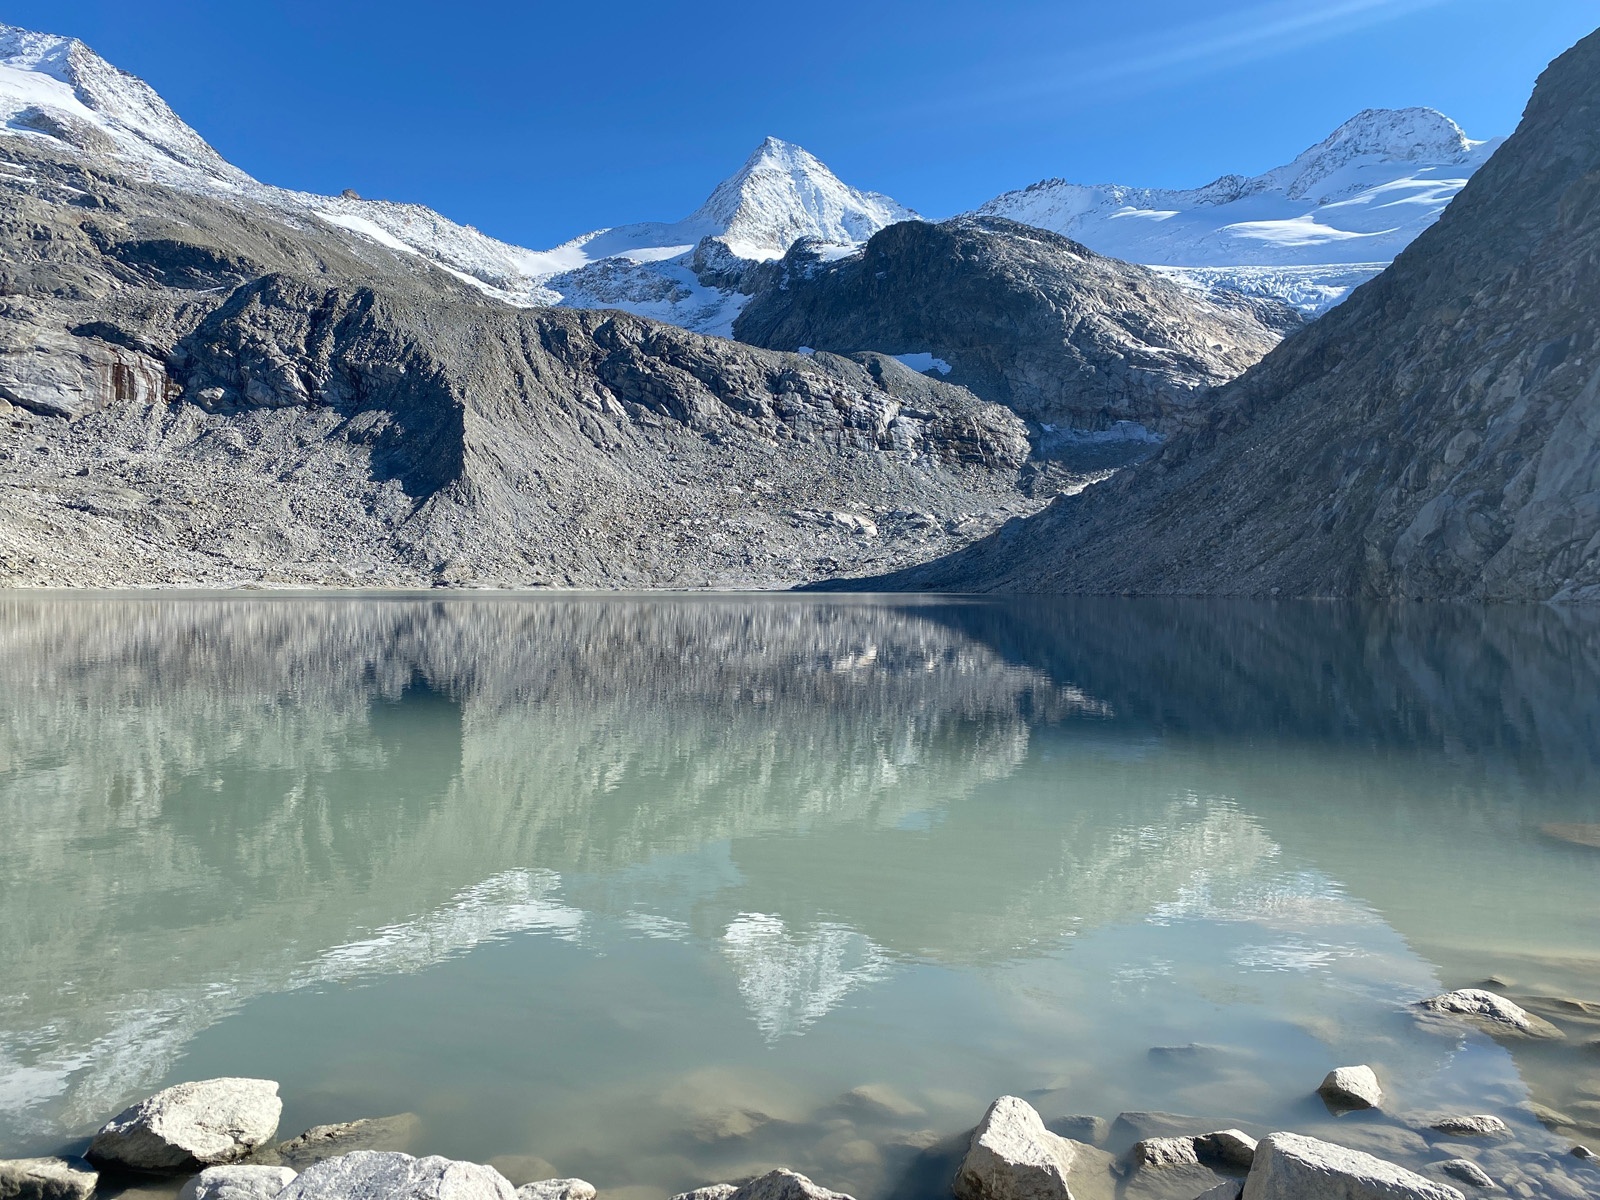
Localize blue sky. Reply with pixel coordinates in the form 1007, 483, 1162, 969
12, 1, 1597, 249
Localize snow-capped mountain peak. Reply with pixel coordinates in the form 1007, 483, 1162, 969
0, 24, 241, 181
973, 106, 1502, 313
690, 135, 919, 259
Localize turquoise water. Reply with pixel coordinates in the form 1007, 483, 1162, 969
1, 595, 1598, 1198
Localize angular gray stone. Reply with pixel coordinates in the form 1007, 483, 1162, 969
1196, 1184, 1244, 1200
178, 1165, 299, 1200
1318, 1067, 1383, 1112
1416, 991, 1563, 1040
0, 1157, 97, 1200
1572, 1146, 1596, 1161
275, 1152, 514, 1200
514, 1181, 595, 1200
669, 1187, 739, 1200
725, 1170, 854, 1200
1427, 1118, 1508, 1139
1436, 1161, 1493, 1189
956, 1096, 1112, 1200
89, 1078, 284, 1172
1132, 1138, 1201, 1169
1241, 1133, 1464, 1200
1196, 1131, 1259, 1169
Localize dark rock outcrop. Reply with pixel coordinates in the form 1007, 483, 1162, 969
734, 217, 1297, 433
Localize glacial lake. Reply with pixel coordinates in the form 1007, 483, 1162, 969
2, 594, 1599, 1199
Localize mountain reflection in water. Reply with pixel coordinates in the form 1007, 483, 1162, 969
1, 595, 1597, 1198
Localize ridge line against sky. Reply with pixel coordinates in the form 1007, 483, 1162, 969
8, 0, 1598, 250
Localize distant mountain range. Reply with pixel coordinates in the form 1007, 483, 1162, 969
0, 24, 1496, 326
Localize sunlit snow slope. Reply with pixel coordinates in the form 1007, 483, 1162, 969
976, 109, 1501, 313
0, 24, 916, 333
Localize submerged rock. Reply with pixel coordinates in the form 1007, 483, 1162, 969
1427, 1117, 1508, 1139
263, 1116, 423, 1169
1130, 1138, 1201, 1169
1111, 1114, 1207, 1145
274, 1152, 514, 1200
956, 1095, 1111, 1200
513, 1180, 595, 1200
89, 1078, 284, 1173
1318, 1067, 1383, 1112
1435, 1161, 1494, 1189
1048, 1117, 1109, 1147
178, 1165, 298, 1200
1241, 1133, 1463, 1200
1416, 991, 1563, 1039
0, 1156, 97, 1200
838, 1084, 924, 1119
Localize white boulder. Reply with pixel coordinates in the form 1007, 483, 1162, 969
89, 1078, 283, 1172
723, 1170, 854, 1200
514, 1181, 595, 1200
1416, 991, 1562, 1039
1242, 1133, 1463, 1200
275, 1151, 515, 1200
956, 1096, 1110, 1200
0, 1156, 97, 1200
669, 1187, 739, 1200
1318, 1067, 1383, 1111
1197, 1131, 1259, 1169
178, 1165, 298, 1200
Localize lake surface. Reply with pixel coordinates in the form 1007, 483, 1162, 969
1, 594, 1598, 1199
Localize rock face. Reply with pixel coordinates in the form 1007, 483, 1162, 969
1241, 1134, 1464, 1200
850, 28, 1600, 601
275, 1152, 514, 1200
1417, 990, 1564, 1039
1130, 1138, 1201, 1169
0, 1157, 97, 1200
669, 1187, 739, 1200
735, 217, 1296, 434
955, 1096, 1105, 1200
88, 1078, 283, 1173
513, 1181, 595, 1200
177, 1165, 298, 1200
1318, 1067, 1383, 1111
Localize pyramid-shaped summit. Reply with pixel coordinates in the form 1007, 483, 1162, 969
691, 135, 919, 259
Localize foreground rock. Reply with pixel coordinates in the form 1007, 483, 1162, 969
1241, 1134, 1463, 1200
1417, 990, 1564, 1039
275, 1152, 514, 1200
514, 1180, 595, 1200
1196, 1131, 1259, 1169
1427, 1117, 1508, 1139
719, 1171, 853, 1200
178, 1165, 298, 1200
88, 1078, 283, 1173
1318, 1067, 1383, 1112
0, 1156, 97, 1200
955, 1096, 1111, 1200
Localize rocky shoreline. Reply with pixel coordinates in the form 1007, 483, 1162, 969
5, 989, 1598, 1200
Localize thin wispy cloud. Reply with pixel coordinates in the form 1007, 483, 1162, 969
917, 0, 1461, 118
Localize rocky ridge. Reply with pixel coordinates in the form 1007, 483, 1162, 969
850, 28, 1600, 602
